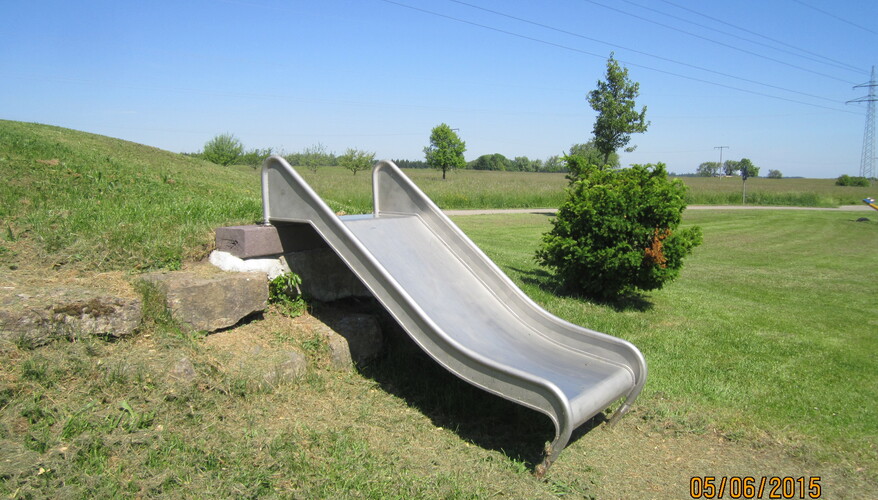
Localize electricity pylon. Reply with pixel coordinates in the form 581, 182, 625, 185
847, 66, 877, 180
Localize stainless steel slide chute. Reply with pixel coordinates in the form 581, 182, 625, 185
261, 156, 647, 472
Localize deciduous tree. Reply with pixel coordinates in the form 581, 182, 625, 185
722, 159, 741, 176
739, 158, 759, 203
512, 156, 533, 172
338, 148, 375, 175
836, 174, 869, 187
470, 153, 511, 171
696, 161, 720, 177
424, 124, 466, 180
568, 141, 619, 169
301, 142, 329, 173
739, 158, 759, 179
587, 55, 649, 164
542, 155, 562, 172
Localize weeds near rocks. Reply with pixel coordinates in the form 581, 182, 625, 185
268, 272, 306, 318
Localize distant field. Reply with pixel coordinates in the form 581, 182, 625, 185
297, 167, 569, 214
679, 176, 874, 207
298, 166, 874, 213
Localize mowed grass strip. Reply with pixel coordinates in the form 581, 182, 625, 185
452, 210, 878, 474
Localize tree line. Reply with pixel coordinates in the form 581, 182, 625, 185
192, 137, 377, 174
194, 134, 792, 180
695, 159, 782, 179
193, 132, 583, 175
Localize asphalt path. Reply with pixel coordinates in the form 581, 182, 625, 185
444, 205, 873, 216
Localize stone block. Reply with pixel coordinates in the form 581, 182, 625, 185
0, 286, 142, 346
263, 350, 308, 386
334, 314, 384, 362
208, 250, 290, 280
169, 357, 197, 382
317, 313, 384, 369
141, 271, 267, 333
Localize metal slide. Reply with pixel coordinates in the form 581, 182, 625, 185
261, 156, 647, 471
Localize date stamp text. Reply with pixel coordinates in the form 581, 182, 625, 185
689, 476, 822, 499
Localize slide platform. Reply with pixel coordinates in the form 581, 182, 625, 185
261, 156, 647, 471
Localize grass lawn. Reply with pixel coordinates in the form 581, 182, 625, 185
454, 210, 878, 474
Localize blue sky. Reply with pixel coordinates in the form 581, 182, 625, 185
3, 0, 877, 177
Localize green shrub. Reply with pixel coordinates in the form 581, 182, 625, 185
469, 153, 512, 171
239, 147, 274, 169
268, 272, 306, 317
536, 159, 702, 299
202, 133, 244, 166
835, 174, 870, 187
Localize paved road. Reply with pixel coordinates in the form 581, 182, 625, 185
444, 205, 872, 216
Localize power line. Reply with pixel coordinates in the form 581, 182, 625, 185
714, 146, 729, 177
378, 0, 858, 114
579, 0, 854, 84
641, 0, 865, 75
847, 66, 877, 180
393, 0, 859, 115
446, 0, 845, 105
790, 0, 877, 36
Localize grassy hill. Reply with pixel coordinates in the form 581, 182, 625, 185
0, 120, 262, 271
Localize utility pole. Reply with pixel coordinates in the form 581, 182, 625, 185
847, 66, 877, 183
714, 146, 728, 176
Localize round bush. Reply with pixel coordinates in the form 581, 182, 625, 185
202, 133, 244, 166
536, 160, 702, 299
